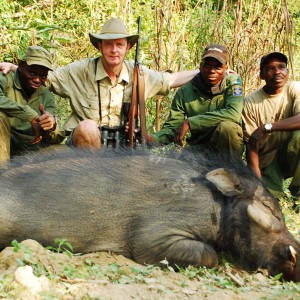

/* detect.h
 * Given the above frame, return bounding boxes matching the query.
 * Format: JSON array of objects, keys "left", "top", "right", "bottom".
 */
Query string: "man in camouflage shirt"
[{"left": 0, "top": 46, "right": 63, "bottom": 161}]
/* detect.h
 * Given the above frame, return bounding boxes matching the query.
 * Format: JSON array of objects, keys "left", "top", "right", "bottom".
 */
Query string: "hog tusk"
[{"left": 289, "top": 246, "right": 297, "bottom": 265}]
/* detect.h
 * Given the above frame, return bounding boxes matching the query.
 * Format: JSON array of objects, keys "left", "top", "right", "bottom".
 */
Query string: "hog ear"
[
  {"left": 247, "top": 200, "right": 282, "bottom": 232},
  {"left": 205, "top": 168, "right": 242, "bottom": 197}
]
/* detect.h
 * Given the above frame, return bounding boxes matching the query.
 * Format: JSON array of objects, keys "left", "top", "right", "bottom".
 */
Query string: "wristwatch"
[{"left": 264, "top": 123, "right": 272, "bottom": 133}]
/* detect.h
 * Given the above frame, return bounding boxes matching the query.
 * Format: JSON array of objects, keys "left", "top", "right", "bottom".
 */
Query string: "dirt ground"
[{"left": 0, "top": 239, "right": 299, "bottom": 300}]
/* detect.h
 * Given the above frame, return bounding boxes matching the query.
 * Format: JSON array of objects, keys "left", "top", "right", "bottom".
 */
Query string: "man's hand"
[
  {"left": 248, "top": 125, "right": 266, "bottom": 151},
  {"left": 0, "top": 62, "right": 18, "bottom": 75},
  {"left": 38, "top": 104, "right": 56, "bottom": 131},
  {"left": 175, "top": 119, "right": 190, "bottom": 146},
  {"left": 145, "top": 133, "right": 154, "bottom": 143},
  {"left": 31, "top": 116, "right": 43, "bottom": 144}
]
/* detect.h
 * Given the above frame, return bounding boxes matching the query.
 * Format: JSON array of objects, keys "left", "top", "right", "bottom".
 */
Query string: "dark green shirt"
[{"left": 153, "top": 73, "right": 244, "bottom": 144}]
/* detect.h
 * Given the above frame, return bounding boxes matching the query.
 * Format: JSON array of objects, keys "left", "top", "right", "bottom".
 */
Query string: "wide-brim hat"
[
  {"left": 21, "top": 46, "right": 53, "bottom": 71},
  {"left": 202, "top": 44, "right": 229, "bottom": 65},
  {"left": 89, "top": 18, "right": 139, "bottom": 50}
]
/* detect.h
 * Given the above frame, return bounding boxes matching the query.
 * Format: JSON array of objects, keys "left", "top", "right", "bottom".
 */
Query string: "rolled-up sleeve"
[{"left": 142, "top": 66, "right": 171, "bottom": 99}]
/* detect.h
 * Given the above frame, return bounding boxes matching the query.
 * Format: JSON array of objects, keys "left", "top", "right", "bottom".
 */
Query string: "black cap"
[
  {"left": 260, "top": 52, "right": 288, "bottom": 71},
  {"left": 202, "top": 44, "right": 229, "bottom": 65}
]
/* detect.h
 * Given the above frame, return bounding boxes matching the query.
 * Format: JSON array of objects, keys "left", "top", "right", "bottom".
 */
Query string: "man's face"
[
  {"left": 200, "top": 57, "right": 227, "bottom": 86},
  {"left": 99, "top": 38, "right": 130, "bottom": 68},
  {"left": 18, "top": 63, "right": 49, "bottom": 94},
  {"left": 260, "top": 58, "right": 288, "bottom": 91}
]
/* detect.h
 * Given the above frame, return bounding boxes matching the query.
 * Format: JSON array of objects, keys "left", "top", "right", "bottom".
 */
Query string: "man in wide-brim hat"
[{"left": 0, "top": 18, "right": 200, "bottom": 150}]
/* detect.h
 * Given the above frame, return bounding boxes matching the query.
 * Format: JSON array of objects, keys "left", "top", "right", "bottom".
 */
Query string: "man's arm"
[
  {"left": 168, "top": 68, "right": 238, "bottom": 89},
  {"left": 248, "top": 114, "right": 300, "bottom": 145},
  {"left": 150, "top": 90, "right": 186, "bottom": 144},
  {"left": 246, "top": 143, "right": 261, "bottom": 179},
  {"left": 269, "top": 114, "right": 300, "bottom": 131},
  {"left": 169, "top": 69, "right": 200, "bottom": 88}
]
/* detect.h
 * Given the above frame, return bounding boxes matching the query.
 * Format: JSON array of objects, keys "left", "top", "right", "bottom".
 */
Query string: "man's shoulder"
[
  {"left": 178, "top": 81, "right": 194, "bottom": 93},
  {"left": 40, "top": 86, "right": 54, "bottom": 97},
  {"left": 57, "top": 57, "right": 96, "bottom": 72},
  {"left": 244, "top": 88, "right": 264, "bottom": 103},
  {"left": 226, "top": 73, "right": 242, "bottom": 83},
  {"left": 0, "top": 71, "right": 14, "bottom": 85},
  {"left": 286, "top": 81, "right": 300, "bottom": 93},
  {"left": 173, "top": 81, "right": 198, "bottom": 101}
]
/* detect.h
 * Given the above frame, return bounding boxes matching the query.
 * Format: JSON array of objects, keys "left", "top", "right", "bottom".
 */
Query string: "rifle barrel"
[{"left": 135, "top": 16, "right": 141, "bottom": 66}]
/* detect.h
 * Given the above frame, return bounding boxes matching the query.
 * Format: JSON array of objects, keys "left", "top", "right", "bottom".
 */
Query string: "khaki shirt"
[
  {"left": 48, "top": 58, "right": 171, "bottom": 131},
  {"left": 242, "top": 81, "right": 300, "bottom": 168}
]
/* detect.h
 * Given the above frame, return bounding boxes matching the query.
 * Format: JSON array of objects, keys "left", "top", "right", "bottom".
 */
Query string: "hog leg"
[
  {"left": 160, "top": 238, "right": 219, "bottom": 268},
  {"left": 131, "top": 223, "right": 218, "bottom": 268}
]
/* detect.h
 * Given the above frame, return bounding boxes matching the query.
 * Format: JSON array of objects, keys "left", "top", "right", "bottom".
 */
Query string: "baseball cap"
[
  {"left": 202, "top": 44, "right": 229, "bottom": 65},
  {"left": 260, "top": 52, "right": 288, "bottom": 71},
  {"left": 22, "top": 46, "right": 53, "bottom": 71}
]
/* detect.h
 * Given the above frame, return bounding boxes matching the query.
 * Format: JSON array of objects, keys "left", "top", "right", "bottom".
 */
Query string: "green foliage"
[
  {"left": 60, "top": 259, "right": 157, "bottom": 283},
  {"left": 11, "top": 240, "right": 49, "bottom": 277},
  {"left": 1, "top": 0, "right": 299, "bottom": 130},
  {"left": 46, "top": 238, "right": 73, "bottom": 258}
]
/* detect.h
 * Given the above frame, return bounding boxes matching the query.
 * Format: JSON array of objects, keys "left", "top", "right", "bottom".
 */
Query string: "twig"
[{"left": 225, "top": 271, "right": 244, "bottom": 287}]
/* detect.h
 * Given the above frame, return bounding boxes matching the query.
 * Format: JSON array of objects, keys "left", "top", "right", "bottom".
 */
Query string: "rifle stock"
[
  {"left": 127, "top": 16, "right": 146, "bottom": 147},
  {"left": 128, "top": 67, "right": 138, "bottom": 146}
]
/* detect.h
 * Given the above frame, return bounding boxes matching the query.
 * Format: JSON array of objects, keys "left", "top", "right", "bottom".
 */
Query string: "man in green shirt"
[
  {"left": 150, "top": 44, "right": 244, "bottom": 157},
  {"left": 0, "top": 46, "right": 63, "bottom": 162}
]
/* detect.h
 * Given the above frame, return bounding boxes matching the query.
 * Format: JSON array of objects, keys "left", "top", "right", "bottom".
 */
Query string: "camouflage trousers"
[
  {"left": 0, "top": 112, "right": 56, "bottom": 162},
  {"left": 0, "top": 112, "right": 10, "bottom": 161},
  {"left": 261, "top": 130, "right": 300, "bottom": 198},
  {"left": 210, "top": 121, "right": 244, "bottom": 157}
]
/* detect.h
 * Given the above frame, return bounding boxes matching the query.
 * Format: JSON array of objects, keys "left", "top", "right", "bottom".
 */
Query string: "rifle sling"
[
  {"left": 94, "top": 57, "right": 102, "bottom": 122},
  {"left": 137, "top": 65, "right": 146, "bottom": 144}
]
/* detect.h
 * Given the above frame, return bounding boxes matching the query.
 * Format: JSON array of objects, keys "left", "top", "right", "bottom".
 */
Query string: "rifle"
[{"left": 127, "top": 16, "right": 146, "bottom": 147}]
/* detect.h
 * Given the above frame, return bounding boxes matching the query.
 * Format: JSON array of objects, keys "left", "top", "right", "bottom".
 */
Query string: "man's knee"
[
  {"left": 212, "top": 121, "right": 243, "bottom": 155},
  {"left": 287, "top": 130, "right": 300, "bottom": 153},
  {"left": 72, "top": 119, "right": 101, "bottom": 149},
  {"left": 216, "top": 121, "right": 243, "bottom": 138}
]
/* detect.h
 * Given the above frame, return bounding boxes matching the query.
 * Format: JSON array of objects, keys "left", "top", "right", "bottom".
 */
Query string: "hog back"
[{"left": 0, "top": 149, "right": 224, "bottom": 259}]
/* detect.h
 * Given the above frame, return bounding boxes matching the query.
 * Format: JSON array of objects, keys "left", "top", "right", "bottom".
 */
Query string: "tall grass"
[{"left": 0, "top": 0, "right": 298, "bottom": 129}]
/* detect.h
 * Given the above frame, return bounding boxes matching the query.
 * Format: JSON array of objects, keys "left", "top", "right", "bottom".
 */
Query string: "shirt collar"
[
  {"left": 13, "top": 69, "right": 22, "bottom": 89},
  {"left": 96, "top": 58, "right": 129, "bottom": 84}
]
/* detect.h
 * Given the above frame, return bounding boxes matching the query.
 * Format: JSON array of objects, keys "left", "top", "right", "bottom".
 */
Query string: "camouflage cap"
[{"left": 22, "top": 46, "right": 53, "bottom": 71}]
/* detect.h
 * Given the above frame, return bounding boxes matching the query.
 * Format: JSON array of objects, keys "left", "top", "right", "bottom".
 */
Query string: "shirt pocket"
[{"left": 75, "top": 94, "right": 100, "bottom": 121}]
